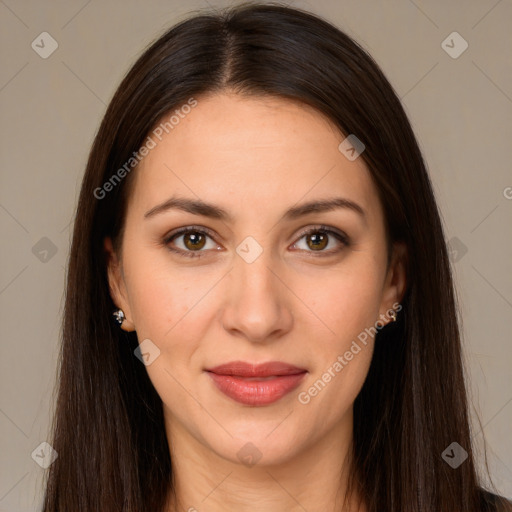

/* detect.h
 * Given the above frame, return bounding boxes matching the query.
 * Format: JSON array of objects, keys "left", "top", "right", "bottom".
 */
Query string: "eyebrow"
[{"left": 144, "top": 195, "right": 366, "bottom": 223}]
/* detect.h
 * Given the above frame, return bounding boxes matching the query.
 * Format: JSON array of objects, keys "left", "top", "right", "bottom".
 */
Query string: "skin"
[{"left": 105, "top": 92, "right": 407, "bottom": 512}]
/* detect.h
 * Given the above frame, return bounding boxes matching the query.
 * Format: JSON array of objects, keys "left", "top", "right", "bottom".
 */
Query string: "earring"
[
  {"left": 113, "top": 309, "right": 125, "bottom": 326},
  {"left": 389, "top": 310, "right": 397, "bottom": 322}
]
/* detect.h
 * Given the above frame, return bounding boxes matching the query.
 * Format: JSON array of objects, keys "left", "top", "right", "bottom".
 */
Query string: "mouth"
[{"left": 205, "top": 361, "right": 308, "bottom": 406}]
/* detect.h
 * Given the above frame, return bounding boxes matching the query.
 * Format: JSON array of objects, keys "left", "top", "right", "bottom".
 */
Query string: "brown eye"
[
  {"left": 182, "top": 231, "right": 207, "bottom": 251},
  {"left": 305, "top": 232, "right": 328, "bottom": 251},
  {"left": 164, "top": 227, "right": 218, "bottom": 258},
  {"left": 292, "top": 225, "right": 349, "bottom": 256}
]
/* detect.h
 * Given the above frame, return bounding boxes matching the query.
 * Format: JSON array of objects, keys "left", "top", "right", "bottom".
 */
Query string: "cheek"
[
  {"left": 123, "top": 261, "right": 209, "bottom": 411},
  {"left": 125, "top": 257, "right": 205, "bottom": 341},
  {"left": 293, "top": 258, "right": 383, "bottom": 415},
  {"left": 298, "top": 260, "right": 384, "bottom": 346}
]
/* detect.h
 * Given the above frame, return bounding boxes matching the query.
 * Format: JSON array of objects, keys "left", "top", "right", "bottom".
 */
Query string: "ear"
[
  {"left": 104, "top": 236, "right": 136, "bottom": 332},
  {"left": 378, "top": 241, "right": 407, "bottom": 324}
]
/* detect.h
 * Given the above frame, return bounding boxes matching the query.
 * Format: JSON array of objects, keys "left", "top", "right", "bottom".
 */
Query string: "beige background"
[{"left": 0, "top": 0, "right": 511, "bottom": 509}]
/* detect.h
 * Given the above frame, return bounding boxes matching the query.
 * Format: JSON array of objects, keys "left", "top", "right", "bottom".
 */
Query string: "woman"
[{"left": 42, "top": 3, "right": 511, "bottom": 511}]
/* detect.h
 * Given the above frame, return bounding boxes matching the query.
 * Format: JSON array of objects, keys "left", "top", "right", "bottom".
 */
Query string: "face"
[{"left": 105, "top": 92, "right": 406, "bottom": 467}]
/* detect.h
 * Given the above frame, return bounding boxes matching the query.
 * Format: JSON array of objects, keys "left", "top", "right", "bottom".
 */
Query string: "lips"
[
  {"left": 205, "top": 361, "right": 307, "bottom": 406},
  {"left": 207, "top": 361, "right": 307, "bottom": 377}
]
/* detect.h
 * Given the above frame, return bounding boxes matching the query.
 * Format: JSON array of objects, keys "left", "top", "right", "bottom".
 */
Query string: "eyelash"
[{"left": 163, "top": 224, "right": 350, "bottom": 259}]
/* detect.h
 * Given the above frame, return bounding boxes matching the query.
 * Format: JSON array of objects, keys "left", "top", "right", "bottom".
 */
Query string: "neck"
[{"left": 163, "top": 407, "right": 365, "bottom": 512}]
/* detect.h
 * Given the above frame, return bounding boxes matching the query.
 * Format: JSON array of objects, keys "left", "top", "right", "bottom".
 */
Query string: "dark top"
[{"left": 480, "top": 489, "right": 512, "bottom": 512}]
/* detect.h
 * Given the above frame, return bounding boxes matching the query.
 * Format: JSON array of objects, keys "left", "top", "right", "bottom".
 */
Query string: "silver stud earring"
[
  {"left": 389, "top": 310, "right": 397, "bottom": 322},
  {"left": 113, "top": 309, "right": 125, "bottom": 325}
]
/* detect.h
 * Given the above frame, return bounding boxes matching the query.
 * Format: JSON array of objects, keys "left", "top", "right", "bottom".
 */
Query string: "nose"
[{"left": 220, "top": 248, "right": 294, "bottom": 344}]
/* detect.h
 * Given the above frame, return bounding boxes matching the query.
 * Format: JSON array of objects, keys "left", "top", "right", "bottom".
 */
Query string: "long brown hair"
[{"left": 42, "top": 3, "right": 503, "bottom": 511}]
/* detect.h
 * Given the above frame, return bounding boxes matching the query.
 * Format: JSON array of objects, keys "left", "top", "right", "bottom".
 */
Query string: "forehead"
[{"left": 127, "top": 92, "right": 382, "bottom": 225}]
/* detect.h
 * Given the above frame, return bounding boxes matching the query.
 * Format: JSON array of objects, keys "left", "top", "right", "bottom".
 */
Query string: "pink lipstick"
[{"left": 205, "top": 361, "right": 307, "bottom": 406}]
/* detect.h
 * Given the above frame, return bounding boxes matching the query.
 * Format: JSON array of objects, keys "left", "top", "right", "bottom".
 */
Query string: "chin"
[{"left": 204, "top": 423, "right": 306, "bottom": 468}]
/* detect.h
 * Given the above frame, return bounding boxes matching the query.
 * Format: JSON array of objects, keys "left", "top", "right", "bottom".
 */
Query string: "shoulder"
[{"left": 479, "top": 488, "right": 512, "bottom": 512}]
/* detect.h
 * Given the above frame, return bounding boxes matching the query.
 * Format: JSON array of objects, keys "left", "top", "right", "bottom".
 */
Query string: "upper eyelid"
[{"left": 165, "top": 225, "right": 217, "bottom": 242}]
